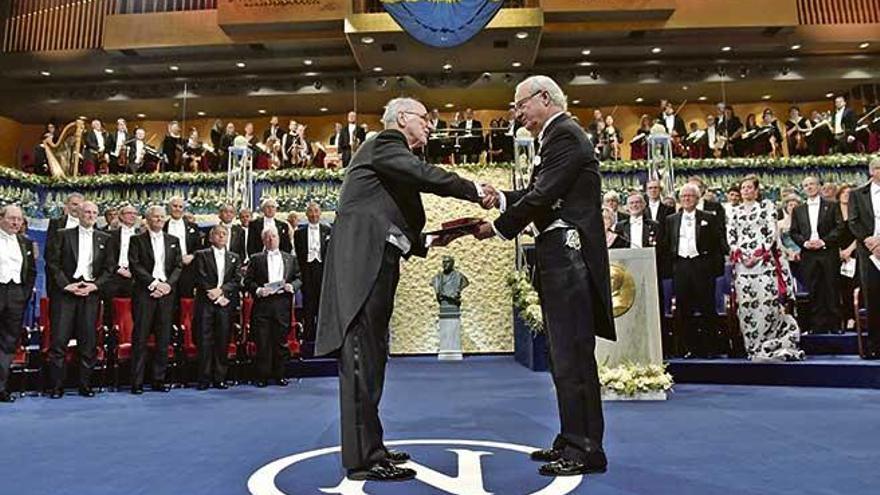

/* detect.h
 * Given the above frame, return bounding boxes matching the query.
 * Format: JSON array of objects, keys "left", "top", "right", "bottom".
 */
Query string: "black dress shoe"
[
  {"left": 530, "top": 448, "right": 562, "bottom": 463},
  {"left": 539, "top": 458, "right": 607, "bottom": 477},
  {"left": 131, "top": 386, "right": 144, "bottom": 395},
  {"left": 49, "top": 388, "right": 64, "bottom": 399},
  {"left": 151, "top": 383, "right": 171, "bottom": 393},
  {"left": 276, "top": 378, "right": 289, "bottom": 387},
  {"left": 347, "top": 461, "right": 416, "bottom": 482},
  {"left": 78, "top": 386, "right": 96, "bottom": 398},
  {"left": 196, "top": 383, "right": 210, "bottom": 391},
  {"left": 213, "top": 382, "right": 229, "bottom": 390},
  {"left": 386, "top": 449, "right": 411, "bottom": 465},
  {"left": 255, "top": 380, "right": 268, "bottom": 388},
  {"left": 0, "top": 391, "right": 15, "bottom": 403}
]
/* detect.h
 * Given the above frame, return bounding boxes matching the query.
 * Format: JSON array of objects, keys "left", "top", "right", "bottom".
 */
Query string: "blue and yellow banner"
[{"left": 381, "top": 0, "right": 505, "bottom": 48}]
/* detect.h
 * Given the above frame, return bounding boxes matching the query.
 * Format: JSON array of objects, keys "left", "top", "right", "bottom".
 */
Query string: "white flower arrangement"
[{"left": 599, "top": 362, "right": 674, "bottom": 397}]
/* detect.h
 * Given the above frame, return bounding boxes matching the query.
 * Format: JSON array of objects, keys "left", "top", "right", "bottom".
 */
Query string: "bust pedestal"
[{"left": 437, "top": 310, "right": 463, "bottom": 361}]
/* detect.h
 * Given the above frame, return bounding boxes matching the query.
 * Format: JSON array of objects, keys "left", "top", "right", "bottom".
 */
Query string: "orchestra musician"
[
  {"left": 832, "top": 95, "right": 859, "bottom": 154},
  {"left": 162, "top": 121, "right": 184, "bottom": 172},
  {"left": 126, "top": 128, "right": 151, "bottom": 173},
  {"left": 82, "top": 119, "right": 109, "bottom": 175},
  {"left": 751, "top": 108, "right": 783, "bottom": 157},
  {"left": 600, "top": 114, "right": 621, "bottom": 161},
  {"left": 108, "top": 118, "right": 130, "bottom": 174},
  {"left": 219, "top": 122, "right": 238, "bottom": 163},
  {"left": 263, "top": 116, "right": 284, "bottom": 143},
  {"left": 684, "top": 122, "right": 706, "bottom": 159},
  {"left": 808, "top": 109, "right": 833, "bottom": 156},
  {"left": 859, "top": 104, "right": 880, "bottom": 153},
  {"left": 282, "top": 120, "right": 299, "bottom": 168},
  {"left": 629, "top": 114, "right": 652, "bottom": 160},
  {"left": 338, "top": 111, "right": 366, "bottom": 167},
  {"left": 717, "top": 105, "right": 743, "bottom": 158},
  {"left": 182, "top": 128, "right": 207, "bottom": 173},
  {"left": 785, "top": 106, "right": 812, "bottom": 157},
  {"left": 660, "top": 102, "right": 687, "bottom": 157}
]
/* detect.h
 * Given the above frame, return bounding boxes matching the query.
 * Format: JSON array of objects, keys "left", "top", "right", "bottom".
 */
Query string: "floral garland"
[
  {"left": 507, "top": 270, "right": 543, "bottom": 334},
  {"left": 599, "top": 362, "right": 674, "bottom": 396}
]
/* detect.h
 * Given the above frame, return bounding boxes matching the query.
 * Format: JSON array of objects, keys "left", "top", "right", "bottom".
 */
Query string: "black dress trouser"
[
  {"left": 673, "top": 256, "right": 719, "bottom": 356},
  {"left": 339, "top": 243, "right": 401, "bottom": 470},
  {"left": 197, "top": 301, "right": 231, "bottom": 384},
  {"left": 300, "top": 260, "right": 324, "bottom": 343},
  {"left": 252, "top": 294, "right": 292, "bottom": 381},
  {"left": 131, "top": 291, "right": 174, "bottom": 387},
  {"left": 0, "top": 284, "right": 27, "bottom": 393},
  {"left": 801, "top": 249, "right": 841, "bottom": 332},
  {"left": 861, "top": 253, "right": 880, "bottom": 354},
  {"left": 535, "top": 229, "right": 605, "bottom": 463},
  {"left": 48, "top": 290, "right": 99, "bottom": 389}
]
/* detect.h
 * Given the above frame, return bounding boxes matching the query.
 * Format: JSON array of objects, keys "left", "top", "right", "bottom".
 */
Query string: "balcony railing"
[{"left": 113, "top": 0, "right": 217, "bottom": 14}]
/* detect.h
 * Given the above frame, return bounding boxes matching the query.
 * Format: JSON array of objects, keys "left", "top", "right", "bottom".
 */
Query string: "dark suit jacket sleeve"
[
  {"left": 129, "top": 236, "right": 153, "bottom": 288},
  {"left": 46, "top": 231, "right": 70, "bottom": 290},
  {"left": 24, "top": 239, "right": 37, "bottom": 294},
  {"left": 494, "top": 129, "right": 589, "bottom": 239},
  {"left": 715, "top": 213, "right": 730, "bottom": 255},
  {"left": 847, "top": 189, "right": 872, "bottom": 242},
  {"left": 373, "top": 134, "right": 480, "bottom": 202},
  {"left": 94, "top": 232, "right": 112, "bottom": 289},
  {"left": 194, "top": 251, "right": 212, "bottom": 293},
  {"left": 789, "top": 206, "right": 808, "bottom": 248},
  {"left": 287, "top": 254, "right": 303, "bottom": 292},
  {"left": 222, "top": 256, "right": 241, "bottom": 297},
  {"left": 166, "top": 242, "right": 183, "bottom": 286},
  {"left": 823, "top": 205, "right": 844, "bottom": 248},
  {"left": 243, "top": 257, "right": 260, "bottom": 295}
]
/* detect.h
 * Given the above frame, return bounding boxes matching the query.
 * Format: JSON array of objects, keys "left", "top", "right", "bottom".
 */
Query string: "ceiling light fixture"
[
  {"left": 104, "top": 68, "right": 115, "bottom": 74},
  {"left": 790, "top": 44, "right": 801, "bottom": 50},
  {"left": 236, "top": 62, "right": 246, "bottom": 68},
  {"left": 635, "top": 97, "right": 644, "bottom": 103},
  {"left": 40, "top": 71, "right": 51, "bottom": 77},
  {"left": 320, "top": 107, "right": 328, "bottom": 112},
  {"left": 511, "top": 61, "right": 522, "bottom": 68},
  {"left": 444, "top": 103, "right": 454, "bottom": 108},
  {"left": 372, "top": 66, "right": 383, "bottom": 72},
  {"left": 762, "top": 94, "right": 772, "bottom": 100},
  {"left": 197, "top": 111, "right": 206, "bottom": 116},
  {"left": 303, "top": 59, "right": 313, "bottom": 66},
  {"left": 721, "top": 46, "right": 732, "bottom": 52},
  {"left": 169, "top": 65, "right": 179, "bottom": 71},
  {"left": 698, "top": 96, "right": 708, "bottom": 101},
  {"left": 651, "top": 47, "right": 662, "bottom": 54},
  {"left": 581, "top": 49, "right": 591, "bottom": 56},
  {"left": 571, "top": 99, "right": 580, "bottom": 105},
  {"left": 361, "top": 36, "right": 375, "bottom": 44},
  {"left": 825, "top": 92, "right": 834, "bottom": 98},
  {"left": 136, "top": 113, "right": 146, "bottom": 118},
  {"left": 258, "top": 109, "right": 267, "bottom": 114},
  {"left": 578, "top": 61, "right": 593, "bottom": 67},
  {"left": 442, "top": 62, "right": 453, "bottom": 71},
  {"left": 859, "top": 42, "right": 870, "bottom": 49},
  {"left": 515, "top": 31, "right": 528, "bottom": 39}
]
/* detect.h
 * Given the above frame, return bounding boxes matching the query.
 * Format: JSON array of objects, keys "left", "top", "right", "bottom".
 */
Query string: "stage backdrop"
[{"left": 390, "top": 166, "right": 515, "bottom": 354}]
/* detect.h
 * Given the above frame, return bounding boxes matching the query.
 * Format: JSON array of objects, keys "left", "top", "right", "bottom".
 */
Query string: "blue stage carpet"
[{"left": 1, "top": 356, "right": 878, "bottom": 495}]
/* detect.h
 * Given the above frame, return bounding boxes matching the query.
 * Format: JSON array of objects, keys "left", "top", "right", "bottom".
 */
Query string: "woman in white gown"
[{"left": 727, "top": 175, "right": 805, "bottom": 362}]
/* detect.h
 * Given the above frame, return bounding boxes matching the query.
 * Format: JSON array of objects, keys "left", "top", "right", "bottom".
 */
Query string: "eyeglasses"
[
  {"left": 401, "top": 111, "right": 430, "bottom": 123},
  {"left": 514, "top": 90, "right": 545, "bottom": 111}
]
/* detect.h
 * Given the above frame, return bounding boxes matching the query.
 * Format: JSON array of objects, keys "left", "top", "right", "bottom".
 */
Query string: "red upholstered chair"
[
  {"left": 109, "top": 297, "right": 135, "bottom": 390},
  {"left": 173, "top": 297, "right": 198, "bottom": 385},
  {"left": 38, "top": 297, "right": 109, "bottom": 391},
  {"left": 240, "top": 296, "right": 257, "bottom": 362},
  {"left": 288, "top": 303, "right": 302, "bottom": 357}
]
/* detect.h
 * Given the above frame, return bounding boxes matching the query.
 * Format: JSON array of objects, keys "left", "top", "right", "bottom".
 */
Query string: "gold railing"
[
  {"left": 113, "top": 0, "right": 217, "bottom": 14},
  {"left": 354, "top": 0, "right": 535, "bottom": 14},
  {"left": 797, "top": 0, "right": 880, "bottom": 24}
]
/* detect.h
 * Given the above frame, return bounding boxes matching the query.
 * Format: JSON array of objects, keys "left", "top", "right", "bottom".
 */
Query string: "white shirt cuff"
[
  {"left": 497, "top": 191, "right": 507, "bottom": 213},
  {"left": 473, "top": 181, "right": 484, "bottom": 198},
  {"left": 491, "top": 222, "right": 509, "bottom": 241}
]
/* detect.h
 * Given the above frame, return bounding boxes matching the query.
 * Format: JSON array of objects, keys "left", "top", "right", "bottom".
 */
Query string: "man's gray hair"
[
  {"left": 516, "top": 75, "right": 568, "bottom": 112},
  {"left": 869, "top": 157, "right": 880, "bottom": 171},
  {"left": 65, "top": 192, "right": 84, "bottom": 204},
  {"left": 0, "top": 204, "right": 22, "bottom": 217},
  {"left": 260, "top": 197, "right": 277, "bottom": 209},
  {"left": 679, "top": 183, "right": 701, "bottom": 197},
  {"left": 382, "top": 97, "right": 422, "bottom": 128},
  {"left": 146, "top": 205, "right": 166, "bottom": 217}
]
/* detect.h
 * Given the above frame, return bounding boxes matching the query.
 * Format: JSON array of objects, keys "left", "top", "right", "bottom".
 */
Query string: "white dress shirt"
[
  {"left": 94, "top": 130, "right": 105, "bottom": 151},
  {"left": 307, "top": 223, "right": 322, "bottom": 262},
  {"left": 629, "top": 216, "right": 644, "bottom": 248},
  {"left": 834, "top": 108, "right": 844, "bottom": 135},
  {"left": 150, "top": 231, "right": 167, "bottom": 282},
  {"left": 806, "top": 196, "right": 821, "bottom": 241},
  {"left": 262, "top": 216, "right": 277, "bottom": 235},
  {"left": 167, "top": 218, "right": 188, "bottom": 256},
  {"left": 72, "top": 226, "right": 95, "bottom": 281},
  {"left": 64, "top": 215, "right": 80, "bottom": 230},
  {"left": 221, "top": 222, "right": 234, "bottom": 249},
  {"left": 678, "top": 211, "right": 699, "bottom": 258},
  {"left": 113, "top": 131, "right": 126, "bottom": 156},
  {"left": 267, "top": 249, "right": 284, "bottom": 284},
  {"left": 465, "top": 120, "right": 473, "bottom": 133},
  {"left": 134, "top": 140, "right": 145, "bottom": 164},
  {"left": 664, "top": 114, "right": 675, "bottom": 133},
  {"left": 348, "top": 123, "right": 357, "bottom": 144},
  {"left": 0, "top": 230, "right": 22, "bottom": 284},
  {"left": 648, "top": 200, "right": 661, "bottom": 222},
  {"left": 872, "top": 182, "right": 880, "bottom": 236},
  {"left": 212, "top": 246, "right": 226, "bottom": 289},
  {"left": 117, "top": 225, "right": 136, "bottom": 268},
  {"left": 707, "top": 126, "right": 717, "bottom": 148}
]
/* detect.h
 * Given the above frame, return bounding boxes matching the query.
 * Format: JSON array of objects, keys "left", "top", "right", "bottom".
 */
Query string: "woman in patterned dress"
[{"left": 727, "top": 175, "right": 805, "bottom": 362}]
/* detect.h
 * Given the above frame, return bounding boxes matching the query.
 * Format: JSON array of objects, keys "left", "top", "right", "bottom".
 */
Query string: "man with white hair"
[
  {"left": 247, "top": 197, "right": 291, "bottom": 255},
  {"left": 128, "top": 205, "right": 182, "bottom": 394},
  {"left": 316, "top": 96, "right": 497, "bottom": 482},
  {"left": 0, "top": 205, "right": 36, "bottom": 403},
  {"left": 164, "top": 196, "right": 201, "bottom": 298},
  {"left": 663, "top": 183, "right": 728, "bottom": 358},
  {"left": 602, "top": 190, "right": 629, "bottom": 225},
  {"left": 848, "top": 158, "right": 880, "bottom": 358},
  {"left": 475, "top": 75, "right": 615, "bottom": 477}
]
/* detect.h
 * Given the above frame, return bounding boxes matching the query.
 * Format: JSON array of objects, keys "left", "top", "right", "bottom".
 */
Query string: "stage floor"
[{"left": 1, "top": 356, "right": 878, "bottom": 495}]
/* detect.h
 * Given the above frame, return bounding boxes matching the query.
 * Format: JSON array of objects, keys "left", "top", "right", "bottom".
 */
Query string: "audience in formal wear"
[
  {"left": 847, "top": 158, "right": 880, "bottom": 359},
  {"left": 0, "top": 206, "right": 36, "bottom": 403},
  {"left": 603, "top": 206, "right": 628, "bottom": 249},
  {"left": 103, "top": 204, "right": 140, "bottom": 325},
  {"left": 244, "top": 229, "right": 301, "bottom": 387},
  {"left": 193, "top": 225, "right": 241, "bottom": 390},
  {"left": 248, "top": 198, "right": 292, "bottom": 256},
  {"left": 789, "top": 176, "right": 844, "bottom": 333},
  {"left": 294, "top": 203, "right": 331, "bottom": 345},
  {"left": 45, "top": 201, "right": 111, "bottom": 398},
  {"left": 727, "top": 176, "right": 804, "bottom": 362},
  {"left": 164, "top": 197, "right": 202, "bottom": 299},
  {"left": 128, "top": 205, "right": 182, "bottom": 394},
  {"left": 665, "top": 184, "right": 729, "bottom": 358},
  {"left": 645, "top": 180, "right": 675, "bottom": 223}
]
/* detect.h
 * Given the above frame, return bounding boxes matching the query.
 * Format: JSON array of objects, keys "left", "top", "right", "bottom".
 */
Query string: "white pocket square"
[{"left": 700, "top": 220, "right": 709, "bottom": 226}]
